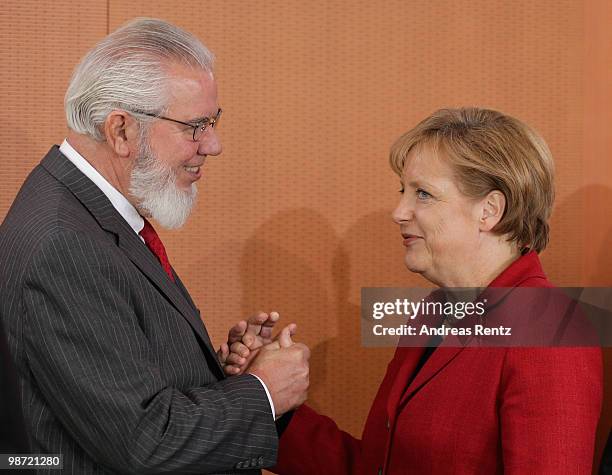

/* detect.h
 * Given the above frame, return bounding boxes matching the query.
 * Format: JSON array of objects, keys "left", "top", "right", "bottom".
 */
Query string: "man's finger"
[
  {"left": 223, "top": 364, "right": 242, "bottom": 376},
  {"left": 243, "top": 332, "right": 256, "bottom": 349},
  {"left": 229, "top": 341, "right": 250, "bottom": 358},
  {"left": 245, "top": 311, "right": 269, "bottom": 336},
  {"left": 226, "top": 352, "right": 246, "bottom": 366},
  {"left": 227, "top": 320, "right": 247, "bottom": 343},
  {"left": 247, "top": 311, "right": 270, "bottom": 325},
  {"left": 259, "top": 311, "right": 280, "bottom": 340},
  {"left": 218, "top": 342, "right": 229, "bottom": 364}
]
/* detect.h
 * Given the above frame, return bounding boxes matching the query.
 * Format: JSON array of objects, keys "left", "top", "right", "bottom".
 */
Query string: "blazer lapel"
[
  {"left": 388, "top": 306, "right": 466, "bottom": 416},
  {"left": 392, "top": 253, "right": 552, "bottom": 414},
  {"left": 397, "top": 344, "right": 464, "bottom": 408},
  {"left": 41, "top": 146, "right": 224, "bottom": 377},
  {"left": 386, "top": 347, "right": 426, "bottom": 421}
]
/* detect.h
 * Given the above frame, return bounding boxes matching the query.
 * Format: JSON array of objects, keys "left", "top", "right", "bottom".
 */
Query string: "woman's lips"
[{"left": 402, "top": 234, "right": 422, "bottom": 246}]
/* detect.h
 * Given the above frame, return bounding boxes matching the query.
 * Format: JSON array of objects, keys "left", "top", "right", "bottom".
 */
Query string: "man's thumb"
[{"left": 278, "top": 323, "right": 297, "bottom": 348}]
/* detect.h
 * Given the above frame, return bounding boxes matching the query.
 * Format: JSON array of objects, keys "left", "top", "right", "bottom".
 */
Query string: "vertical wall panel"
[
  {"left": 0, "top": 0, "right": 107, "bottom": 217},
  {"left": 583, "top": 0, "right": 612, "bottom": 468}
]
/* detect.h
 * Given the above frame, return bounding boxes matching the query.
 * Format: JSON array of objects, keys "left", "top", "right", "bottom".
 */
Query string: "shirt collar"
[{"left": 59, "top": 139, "right": 144, "bottom": 235}]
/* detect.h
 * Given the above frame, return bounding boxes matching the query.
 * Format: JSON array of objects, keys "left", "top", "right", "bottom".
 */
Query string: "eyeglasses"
[{"left": 132, "top": 108, "right": 222, "bottom": 142}]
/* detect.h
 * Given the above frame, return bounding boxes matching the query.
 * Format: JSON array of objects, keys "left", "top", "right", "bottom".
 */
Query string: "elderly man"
[{"left": 0, "top": 18, "right": 309, "bottom": 474}]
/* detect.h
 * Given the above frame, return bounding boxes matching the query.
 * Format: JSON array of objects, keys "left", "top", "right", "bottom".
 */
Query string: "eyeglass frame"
[{"left": 131, "top": 107, "right": 222, "bottom": 142}]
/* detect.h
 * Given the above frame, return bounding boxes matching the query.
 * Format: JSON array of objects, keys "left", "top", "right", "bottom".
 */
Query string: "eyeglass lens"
[{"left": 193, "top": 109, "right": 222, "bottom": 141}]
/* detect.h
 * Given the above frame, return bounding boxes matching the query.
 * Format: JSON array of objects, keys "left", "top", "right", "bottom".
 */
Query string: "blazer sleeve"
[
  {"left": 500, "top": 347, "right": 603, "bottom": 474},
  {"left": 22, "top": 230, "right": 278, "bottom": 474},
  {"left": 272, "top": 404, "right": 362, "bottom": 474}
]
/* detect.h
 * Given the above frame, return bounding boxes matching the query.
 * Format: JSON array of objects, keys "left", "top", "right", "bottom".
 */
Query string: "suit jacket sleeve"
[
  {"left": 500, "top": 347, "right": 603, "bottom": 474},
  {"left": 0, "top": 320, "right": 31, "bottom": 455},
  {"left": 22, "top": 230, "right": 278, "bottom": 473}
]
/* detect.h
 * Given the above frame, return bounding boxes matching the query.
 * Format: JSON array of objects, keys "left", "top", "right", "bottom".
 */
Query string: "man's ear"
[
  {"left": 103, "top": 111, "right": 136, "bottom": 157},
  {"left": 478, "top": 190, "right": 506, "bottom": 232}
]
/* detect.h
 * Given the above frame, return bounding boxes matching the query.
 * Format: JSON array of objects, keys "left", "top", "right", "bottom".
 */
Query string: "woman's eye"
[
  {"left": 399, "top": 187, "right": 405, "bottom": 194},
  {"left": 416, "top": 189, "right": 432, "bottom": 200}
]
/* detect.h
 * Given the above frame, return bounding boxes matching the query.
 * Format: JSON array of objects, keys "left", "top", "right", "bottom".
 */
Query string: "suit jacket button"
[
  {"left": 378, "top": 468, "right": 383, "bottom": 475},
  {"left": 236, "top": 461, "right": 243, "bottom": 469}
]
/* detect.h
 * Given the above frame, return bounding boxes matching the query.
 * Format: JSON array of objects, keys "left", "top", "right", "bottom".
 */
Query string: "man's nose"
[{"left": 197, "top": 128, "right": 222, "bottom": 156}]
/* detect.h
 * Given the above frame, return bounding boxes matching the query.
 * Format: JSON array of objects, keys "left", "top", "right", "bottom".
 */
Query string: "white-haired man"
[{"left": 0, "top": 18, "right": 309, "bottom": 474}]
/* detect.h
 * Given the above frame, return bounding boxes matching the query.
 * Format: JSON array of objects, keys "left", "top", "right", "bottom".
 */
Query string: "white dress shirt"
[{"left": 59, "top": 139, "right": 276, "bottom": 420}]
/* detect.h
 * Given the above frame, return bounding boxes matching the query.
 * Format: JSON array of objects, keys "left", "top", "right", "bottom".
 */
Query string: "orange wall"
[{"left": 1, "top": 0, "right": 610, "bottom": 470}]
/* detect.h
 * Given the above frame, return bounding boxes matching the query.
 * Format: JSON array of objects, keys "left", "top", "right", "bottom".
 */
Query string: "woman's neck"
[{"left": 434, "top": 238, "right": 522, "bottom": 288}]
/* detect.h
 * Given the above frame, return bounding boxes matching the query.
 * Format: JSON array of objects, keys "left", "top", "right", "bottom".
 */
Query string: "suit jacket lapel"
[
  {"left": 171, "top": 274, "right": 226, "bottom": 377},
  {"left": 174, "top": 272, "right": 198, "bottom": 311},
  {"left": 118, "top": 229, "right": 225, "bottom": 378},
  {"left": 41, "top": 146, "right": 224, "bottom": 378}
]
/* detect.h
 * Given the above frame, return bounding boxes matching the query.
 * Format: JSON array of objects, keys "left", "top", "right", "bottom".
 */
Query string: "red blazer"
[{"left": 273, "top": 252, "right": 603, "bottom": 474}]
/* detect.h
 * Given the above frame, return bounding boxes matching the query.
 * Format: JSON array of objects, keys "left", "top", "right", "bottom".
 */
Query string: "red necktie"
[{"left": 139, "top": 219, "right": 175, "bottom": 282}]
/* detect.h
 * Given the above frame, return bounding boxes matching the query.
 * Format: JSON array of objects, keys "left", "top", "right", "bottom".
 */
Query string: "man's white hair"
[
  {"left": 129, "top": 128, "right": 197, "bottom": 229},
  {"left": 65, "top": 18, "right": 214, "bottom": 141}
]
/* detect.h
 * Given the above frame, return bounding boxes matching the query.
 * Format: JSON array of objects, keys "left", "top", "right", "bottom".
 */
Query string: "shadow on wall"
[
  {"left": 240, "top": 208, "right": 336, "bottom": 413},
  {"left": 240, "top": 208, "right": 424, "bottom": 436},
  {"left": 543, "top": 183, "right": 612, "bottom": 471},
  {"left": 543, "top": 184, "right": 612, "bottom": 286},
  {"left": 585, "top": 185, "right": 612, "bottom": 285}
]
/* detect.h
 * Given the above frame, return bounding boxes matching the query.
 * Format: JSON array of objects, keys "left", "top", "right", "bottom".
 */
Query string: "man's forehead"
[
  {"left": 165, "top": 67, "right": 218, "bottom": 117},
  {"left": 166, "top": 67, "right": 216, "bottom": 94},
  {"left": 164, "top": 58, "right": 214, "bottom": 78}
]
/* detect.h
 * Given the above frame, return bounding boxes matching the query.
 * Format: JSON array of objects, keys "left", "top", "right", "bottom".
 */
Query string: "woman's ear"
[{"left": 479, "top": 190, "right": 506, "bottom": 231}]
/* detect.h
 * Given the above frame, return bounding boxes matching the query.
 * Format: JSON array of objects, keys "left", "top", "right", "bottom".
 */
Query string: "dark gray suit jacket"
[
  {"left": 0, "top": 146, "right": 278, "bottom": 474},
  {"left": 0, "top": 319, "right": 32, "bottom": 456}
]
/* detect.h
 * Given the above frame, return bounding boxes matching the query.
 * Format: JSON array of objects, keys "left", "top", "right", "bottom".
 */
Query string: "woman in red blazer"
[{"left": 226, "top": 108, "right": 603, "bottom": 474}]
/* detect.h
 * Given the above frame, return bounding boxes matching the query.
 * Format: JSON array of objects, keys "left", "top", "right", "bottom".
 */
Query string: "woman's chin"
[{"left": 403, "top": 256, "right": 426, "bottom": 275}]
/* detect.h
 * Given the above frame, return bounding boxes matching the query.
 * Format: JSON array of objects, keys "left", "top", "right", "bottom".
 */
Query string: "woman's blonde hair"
[{"left": 390, "top": 108, "right": 555, "bottom": 253}]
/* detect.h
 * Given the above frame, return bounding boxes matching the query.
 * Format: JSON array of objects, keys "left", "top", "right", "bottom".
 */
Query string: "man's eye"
[
  {"left": 416, "top": 189, "right": 432, "bottom": 200},
  {"left": 189, "top": 120, "right": 207, "bottom": 129}
]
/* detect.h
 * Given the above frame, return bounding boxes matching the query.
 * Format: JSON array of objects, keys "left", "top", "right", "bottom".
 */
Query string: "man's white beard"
[{"left": 129, "top": 135, "right": 197, "bottom": 229}]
